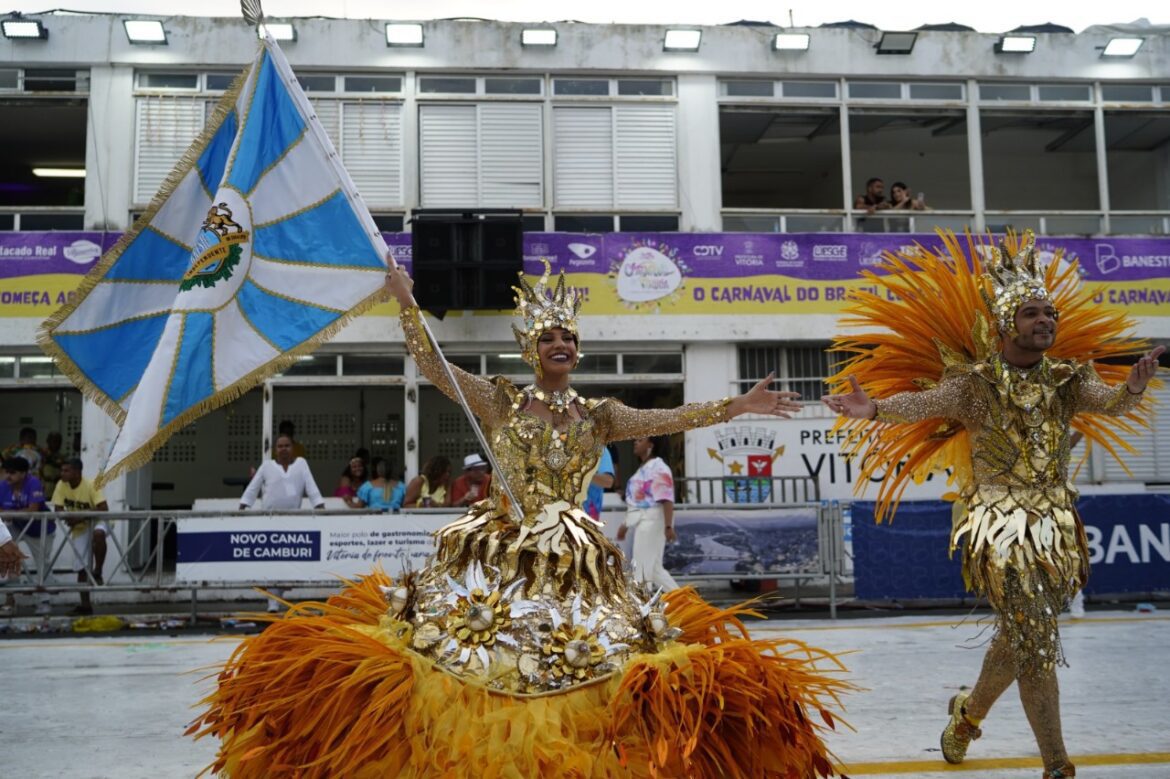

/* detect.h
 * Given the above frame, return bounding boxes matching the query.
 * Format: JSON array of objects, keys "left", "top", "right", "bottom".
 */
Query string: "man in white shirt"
[
  {"left": 0, "top": 521, "right": 26, "bottom": 579},
  {"left": 239, "top": 434, "right": 325, "bottom": 611}
]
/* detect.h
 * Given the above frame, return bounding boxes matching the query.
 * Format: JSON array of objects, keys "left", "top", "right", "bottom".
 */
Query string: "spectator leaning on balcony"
[
  {"left": 888, "top": 181, "right": 926, "bottom": 211},
  {"left": 854, "top": 177, "right": 891, "bottom": 215},
  {"left": 271, "top": 420, "right": 308, "bottom": 461},
  {"left": 51, "top": 458, "right": 109, "bottom": 616},
  {"left": 0, "top": 456, "right": 52, "bottom": 616},
  {"left": 335, "top": 455, "right": 368, "bottom": 508},
  {"left": 403, "top": 455, "right": 452, "bottom": 508},
  {"left": 240, "top": 434, "right": 325, "bottom": 612}
]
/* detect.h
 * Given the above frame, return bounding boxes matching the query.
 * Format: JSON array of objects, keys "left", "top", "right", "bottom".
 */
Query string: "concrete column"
[
  {"left": 84, "top": 65, "right": 135, "bottom": 231},
  {"left": 676, "top": 74, "right": 722, "bottom": 231},
  {"left": 403, "top": 359, "right": 420, "bottom": 478}
]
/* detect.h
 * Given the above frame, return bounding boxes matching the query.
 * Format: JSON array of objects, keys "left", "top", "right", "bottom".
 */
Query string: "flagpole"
[{"left": 384, "top": 258, "right": 525, "bottom": 522}]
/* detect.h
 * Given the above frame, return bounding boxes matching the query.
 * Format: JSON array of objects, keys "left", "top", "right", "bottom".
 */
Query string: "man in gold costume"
[{"left": 823, "top": 233, "right": 1162, "bottom": 779}]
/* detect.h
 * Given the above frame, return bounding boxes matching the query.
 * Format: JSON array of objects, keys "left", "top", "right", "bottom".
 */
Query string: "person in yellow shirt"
[{"left": 51, "top": 458, "right": 109, "bottom": 616}]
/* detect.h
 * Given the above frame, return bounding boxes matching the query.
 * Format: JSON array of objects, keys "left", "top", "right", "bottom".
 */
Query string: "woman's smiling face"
[{"left": 536, "top": 327, "right": 578, "bottom": 378}]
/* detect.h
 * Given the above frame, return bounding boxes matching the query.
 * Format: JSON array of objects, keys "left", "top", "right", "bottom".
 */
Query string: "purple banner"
[{"left": 3, "top": 231, "right": 1167, "bottom": 282}]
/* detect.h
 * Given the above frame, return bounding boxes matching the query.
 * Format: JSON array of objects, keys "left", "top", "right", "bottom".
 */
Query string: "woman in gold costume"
[
  {"left": 822, "top": 231, "right": 1162, "bottom": 779},
  {"left": 190, "top": 262, "right": 851, "bottom": 778}
]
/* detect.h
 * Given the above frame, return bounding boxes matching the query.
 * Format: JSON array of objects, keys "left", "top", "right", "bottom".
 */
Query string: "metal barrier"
[
  {"left": 2, "top": 504, "right": 850, "bottom": 618},
  {"left": 678, "top": 475, "right": 819, "bottom": 505}
]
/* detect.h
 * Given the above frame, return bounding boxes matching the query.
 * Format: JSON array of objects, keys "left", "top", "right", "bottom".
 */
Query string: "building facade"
[{"left": 1, "top": 14, "right": 1167, "bottom": 508}]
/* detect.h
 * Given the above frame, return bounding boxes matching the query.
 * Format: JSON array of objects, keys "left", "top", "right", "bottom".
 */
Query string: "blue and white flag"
[{"left": 40, "top": 35, "right": 389, "bottom": 484}]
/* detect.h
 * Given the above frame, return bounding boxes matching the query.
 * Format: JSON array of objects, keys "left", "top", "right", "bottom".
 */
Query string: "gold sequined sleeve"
[
  {"left": 1073, "top": 362, "right": 1144, "bottom": 416},
  {"left": 595, "top": 397, "right": 731, "bottom": 443},
  {"left": 873, "top": 374, "right": 978, "bottom": 426},
  {"left": 399, "top": 305, "right": 500, "bottom": 423}
]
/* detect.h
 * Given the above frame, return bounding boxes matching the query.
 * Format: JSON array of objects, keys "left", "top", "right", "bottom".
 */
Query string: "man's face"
[
  {"left": 868, "top": 180, "right": 885, "bottom": 199},
  {"left": 6, "top": 469, "right": 24, "bottom": 488},
  {"left": 466, "top": 466, "right": 488, "bottom": 484},
  {"left": 275, "top": 437, "right": 293, "bottom": 464},
  {"left": 1012, "top": 299, "right": 1058, "bottom": 353},
  {"left": 61, "top": 463, "right": 81, "bottom": 486}
]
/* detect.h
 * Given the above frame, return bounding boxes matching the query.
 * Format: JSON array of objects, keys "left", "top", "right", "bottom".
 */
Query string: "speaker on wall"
[{"left": 410, "top": 209, "right": 524, "bottom": 315}]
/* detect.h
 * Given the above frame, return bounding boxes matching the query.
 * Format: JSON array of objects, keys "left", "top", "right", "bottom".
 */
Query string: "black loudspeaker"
[{"left": 411, "top": 209, "right": 524, "bottom": 315}]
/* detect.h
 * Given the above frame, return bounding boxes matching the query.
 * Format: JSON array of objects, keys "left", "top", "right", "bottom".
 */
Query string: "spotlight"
[
  {"left": 1101, "top": 37, "right": 1143, "bottom": 58},
  {"left": 664, "top": 29, "right": 701, "bottom": 51},
  {"left": 124, "top": 19, "right": 167, "bottom": 45},
  {"left": 259, "top": 23, "right": 296, "bottom": 42},
  {"left": 773, "top": 33, "right": 810, "bottom": 51},
  {"left": 875, "top": 31, "right": 917, "bottom": 55},
  {"left": 2, "top": 18, "right": 47, "bottom": 40},
  {"left": 997, "top": 35, "right": 1036, "bottom": 53},
  {"left": 386, "top": 23, "right": 424, "bottom": 47},
  {"left": 521, "top": 29, "right": 557, "bottom": 47},
  {"left": 33, "top": 168, "right": 86, "bottom": 178}
]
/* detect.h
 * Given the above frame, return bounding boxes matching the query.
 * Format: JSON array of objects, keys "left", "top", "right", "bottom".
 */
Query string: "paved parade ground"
[{"left": 2, "top": 610, "right": 1167, "bottom": 778}]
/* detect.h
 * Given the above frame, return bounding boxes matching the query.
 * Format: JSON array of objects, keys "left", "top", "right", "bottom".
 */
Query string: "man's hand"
[
  {"left": 616, "top": 525, "right": 628, "bottom": 542},
  {"left": 0, "top": 540, "right": 26, "bottom": 579},
  {"left": 1126, "top": 345, "right": 1164, "bottom": 394},
  {"left": 822, "top": 375, "right": 878, "bottom": 419}
]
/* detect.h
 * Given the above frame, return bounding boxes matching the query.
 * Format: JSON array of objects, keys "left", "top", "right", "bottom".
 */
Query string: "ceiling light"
[
  {"left": 997, "top": 35, "right": 1036, "bottom": 53},
  {"left": 259, "top": 23, "right": 296, "bottom": 42},
  {"left": 33, "top": 168, "right": 86, "bottom": 178},
  {"left": 2, "top": 18, "right": 47, "bottom": 40},
  {"left": 386, "top": 23, "right": 424, "bottom": 47},
  {"left": 773, "top": 33, "right": 810, "bottom": 51},
  {"left": 664, "top": 29, "right": 702, "bottom": 51},
  {"left": 124, "top": 19, "right": 167, "bottom": 44},
  {"left": 1101, "top": 37, "right": 1144, "bottom": 58},
  {"left": 875, "top": 31, "right": 917, "bottom": 55},
  {"left": 522, "top": 29, "right": 557, "bottom": 47}
]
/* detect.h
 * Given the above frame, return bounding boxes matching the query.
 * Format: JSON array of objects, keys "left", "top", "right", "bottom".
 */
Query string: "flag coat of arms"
[{"left": 39, "top": 35, "right": 389, "bottom": 485}]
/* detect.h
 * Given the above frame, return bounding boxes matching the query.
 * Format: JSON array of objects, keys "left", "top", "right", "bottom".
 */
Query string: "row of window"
[
  {"left": 720, "top": 79, "right": 1170, "bottom": 103},
  {"left": 135, "top": 71, "right": 675, "bottom": 98}
]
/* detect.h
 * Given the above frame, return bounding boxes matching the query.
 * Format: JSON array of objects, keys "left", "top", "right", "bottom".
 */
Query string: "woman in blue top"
[{"left": 354, "top": 459, "right": 405, "bottom": 511}]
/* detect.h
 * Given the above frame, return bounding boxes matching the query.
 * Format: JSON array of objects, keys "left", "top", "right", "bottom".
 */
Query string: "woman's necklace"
[{"left": 526, "top": 384, "right": 579, "bottom": 414}]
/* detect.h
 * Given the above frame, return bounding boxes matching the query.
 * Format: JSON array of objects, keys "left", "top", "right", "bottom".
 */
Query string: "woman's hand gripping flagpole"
[{"left": 384, "top": 256, "right": 524, "bottom": 522}]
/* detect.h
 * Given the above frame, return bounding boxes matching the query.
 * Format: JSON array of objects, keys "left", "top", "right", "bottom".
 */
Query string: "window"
[
  {"left": 781, "top": 81, "right": 837, "bottom": 99},
  {"left": 554, "top": 214, "right": 614, "bottom": 232},
  {"left": 418, "top": 76, "right": 477, "bottom": 94},
  {"left": 0, "top": 214, "right": 13, "bottom": 231},
  {"left": 1102, "top": 84, "right": 1154, "bottom": 102},
  {"left": 419, "top": 103, "right": 544, "bottom": 208},
  {"left": 521, "top": 215, "right": 547, "bottom": 231},
  {"left": 18, "top": 213, "right": 84, "bottom": 230},
  {"left": 17, "top": 356, "right": 59, "bottom": 379},
  {"left": 344, "top": 75, "right": 402, "bottom": 93},
  {"left": 617, "top": 79, "right": 673, "bottom": 96},
  {"left": 134, "top": 95, "right": 206, "bottom": 203},
  {"left": 724, "top": 80, "right": 774, "bottom": 97},
  {"left": 137, "top": 72, "right": 199, "bottom": 90},
  {"left": 554, "top": 79, "right": 609, "bottom": 96},
  {"left": 980, "top": 83, "right": 1030, "bottom": 101},
  {"left": 737, "top": 344, "right": 832, "bottom": 400},
  {"left": 1038, "top": 84, "right": 1091, "bottom": 102},
  {"left": 205, "top": 73, "right": 236, "bottom": 91},
  {"left": 619, "top": 215, "right": 679, "bottom": 231},
  {"left": 0, "top": 357, "right": 14, "bottom": 379},
  {"left": 342, "top": 355, "right": 405, "bottom": 375},
  {"left": 0, "top": 69, "right": 19, "bottom": 90},
  {"left": 484, "top": 77, "right": 542, "bottom": 95},
  {"left": 373, "top": 214, "right": 405, "bottom": 232},
  {"left": 909, "top": 83, "right": 963, "bottom": 100},
  {"left": 623, "top": 354, "right": 683, "bottom": 374},
  {"left": 848, "top": 82, "right": 901, "bottom": 99},
  {"left": 553, "top": 105, "right": 678, "bottom": 210},
  {"left": 24, "top": 68, "right": 86, "bottom": 92},
  {"left": 297, "top": 74, "right": 337, "bottom": 92}
]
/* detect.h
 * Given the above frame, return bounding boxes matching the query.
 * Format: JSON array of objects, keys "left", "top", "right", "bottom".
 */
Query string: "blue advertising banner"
[{"left": 854, "top": 495, "right": 1170, "bottom": 600}]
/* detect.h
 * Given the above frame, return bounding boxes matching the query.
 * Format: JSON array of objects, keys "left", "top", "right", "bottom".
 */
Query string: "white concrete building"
[{"left": 0, "top": 12, "right": 1167, "bottom": 510}]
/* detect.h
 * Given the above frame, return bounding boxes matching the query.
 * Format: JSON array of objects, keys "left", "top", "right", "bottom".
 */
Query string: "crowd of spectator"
[{"left": 0, "top": 427, "right": 107, "bottom": 616}]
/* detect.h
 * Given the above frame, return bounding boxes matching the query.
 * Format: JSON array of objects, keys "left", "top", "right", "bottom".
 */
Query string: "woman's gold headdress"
[
  {"left": 512, "top": 260, "right": 581, "bottom": 372},
  {"left": 980, "top": 229, "right": 1057, "bottom": 336}
]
